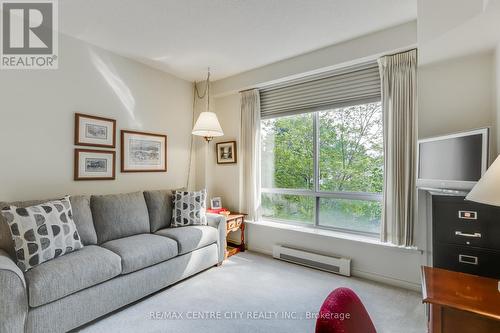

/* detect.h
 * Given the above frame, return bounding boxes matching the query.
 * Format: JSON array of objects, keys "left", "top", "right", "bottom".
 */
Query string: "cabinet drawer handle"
[
  {"left": 459, "top": 254, "right": 478, "bottom": 265},
  {"left": 455, "top": 231, "right": 481, "bottom": 238},
  {"left": 458, "top": 211, "right": 477, "bottom": 220}
]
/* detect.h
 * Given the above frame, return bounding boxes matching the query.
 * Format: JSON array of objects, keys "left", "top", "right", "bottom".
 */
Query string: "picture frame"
[
  {"left": 216, "top": 141, "right": 237, "bottom": 164},
  {"left": 121, "top": 130, "right": 167, "bottom": 172},
  {"left": 75, "top": 113, "right": 116, "bottom": 148},
  {"left": 211, "top": 197, "right": 222, "bottom": 209},
  {"left": 74, "top": 149, "right": 116, "bottom": 180}
]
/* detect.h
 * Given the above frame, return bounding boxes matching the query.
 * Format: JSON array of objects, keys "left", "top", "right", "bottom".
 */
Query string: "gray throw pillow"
[
  {"left": 0, "top": 196, "right": 83, "bottom": 271},
  {"left": 171, "top": 189, "right": 207, "bottom": 227}
]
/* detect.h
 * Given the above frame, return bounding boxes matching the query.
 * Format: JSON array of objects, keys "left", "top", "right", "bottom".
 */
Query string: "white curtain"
[
  {"left": 239, "top": 89, "right": 261, "bottom": 221},
  {"left": 378, "top": 49, "right": 417, "bottom": 247}
]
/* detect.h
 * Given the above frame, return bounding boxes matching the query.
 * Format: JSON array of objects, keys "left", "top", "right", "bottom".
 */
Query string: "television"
[{"left": 417, "top": 128, "right": 489, "bottom": 191}]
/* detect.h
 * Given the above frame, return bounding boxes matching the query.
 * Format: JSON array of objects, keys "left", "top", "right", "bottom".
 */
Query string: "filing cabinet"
[{"left": 432, "top": 195, "right": 500, "bottom": 279}]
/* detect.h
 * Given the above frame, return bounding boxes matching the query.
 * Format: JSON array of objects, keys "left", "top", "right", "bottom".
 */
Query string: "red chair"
[{"left": 315, "top": 287, "right": 377, "bottom": 333}]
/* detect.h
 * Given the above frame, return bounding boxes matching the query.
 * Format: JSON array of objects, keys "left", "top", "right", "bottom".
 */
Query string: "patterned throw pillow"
[
  {"left": 172, "top": 189, "right": 207, "bottom": 227},
  {"left": 0, "top": 196, "right": 83, "bottom": 271}
]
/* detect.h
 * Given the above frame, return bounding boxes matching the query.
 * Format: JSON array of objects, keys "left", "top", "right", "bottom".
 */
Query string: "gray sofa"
[{"left": 0, "top": 190, "right": 226, "bottom": 333}]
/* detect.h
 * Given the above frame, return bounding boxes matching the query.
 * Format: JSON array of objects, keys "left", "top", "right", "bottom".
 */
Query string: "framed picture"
[
  {"left": 74, "top": 149, "right": 115, "bottom": 180},
  {"left": 75, "top": 113, "right": 116, "bottom": 148},
  {"left": 216, "top": 141, "right": 237, "bottom": 164},
  {"left": 121, "top": 130, "right": 167, "bottom": 172},
  {"left": 211, "top": 197, "right": 222, "bottom": 209}
]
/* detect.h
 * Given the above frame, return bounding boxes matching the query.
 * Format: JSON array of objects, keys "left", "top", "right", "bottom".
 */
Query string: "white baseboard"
[
  {"left": 247, "top": 245, "right": 421, "bottom": 292},
  {"left": 247, "top": 246, "right": 273, "bottom": 256},
  {"left": 351, "top": 269, "right": 421, "bottom": 292}
]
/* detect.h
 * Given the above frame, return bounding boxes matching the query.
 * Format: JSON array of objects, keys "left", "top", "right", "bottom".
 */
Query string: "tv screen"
[{"left": 417, "top": 129, "right": 488, "bottom": 190}]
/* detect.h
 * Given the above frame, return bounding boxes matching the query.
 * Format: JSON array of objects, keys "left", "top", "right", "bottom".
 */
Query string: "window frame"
[{"left": 260, "top": 103, "right": 383, "bottom": 237}]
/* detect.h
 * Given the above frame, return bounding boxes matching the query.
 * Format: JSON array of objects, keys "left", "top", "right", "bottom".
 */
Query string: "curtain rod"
[
  {"left": 239, "top": 87, "right": 258, "bottom": 93},
  {"left": 381, "top": 47, "right": 417, "bottom": 58}
]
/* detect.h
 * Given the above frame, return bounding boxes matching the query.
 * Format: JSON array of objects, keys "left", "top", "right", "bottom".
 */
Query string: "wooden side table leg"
[
  {"left": 224, "top": 229, "right": 229, "bottom": 260},
  {"left": 240, "top": 222, "right": 245, "bottom": 252},
  {"left": 429, "top": 304, "right": 442, "bottom": 333}
]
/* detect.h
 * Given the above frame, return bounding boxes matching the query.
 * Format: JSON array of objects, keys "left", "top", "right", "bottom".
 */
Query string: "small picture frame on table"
[
  {"left": 74, "top": 149, "right": 115, "bottom": 180},
  {"left": 211, "top": 197, "right": 222, "bottom": 209},
  {"left": 75, "top": 113, "right": 116, "bottom": 148}
]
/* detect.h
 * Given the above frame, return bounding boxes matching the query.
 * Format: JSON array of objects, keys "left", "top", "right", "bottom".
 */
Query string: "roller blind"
[{"left": 260, "top": 62, "right": 381, "bottom": 119}]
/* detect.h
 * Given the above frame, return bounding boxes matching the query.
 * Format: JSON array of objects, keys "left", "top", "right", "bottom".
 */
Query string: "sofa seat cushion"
[
  {"left": 101, "top": 234, "right": 178, "bottom": 274},
  {"left": 155, "top": 226, "right": 218, "bottom": 255},
  {"left": 25, "top": 245, "right": 121, "bottom": 307}
]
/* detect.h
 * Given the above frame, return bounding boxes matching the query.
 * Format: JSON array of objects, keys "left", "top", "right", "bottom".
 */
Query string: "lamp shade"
[
  {"left": 192, "top": 112, "right": 224, "bottom": 138},
  {"left": 466, "top": 155, "right": 500, "bottom": 206}
]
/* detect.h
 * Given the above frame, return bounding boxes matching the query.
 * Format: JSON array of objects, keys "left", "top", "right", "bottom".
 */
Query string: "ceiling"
[
  {"left": 418, "top": 0, "right": 500, "bottom": 65},
  {"left": 59, "top": 0, "right": 416, "bottom": 81}
]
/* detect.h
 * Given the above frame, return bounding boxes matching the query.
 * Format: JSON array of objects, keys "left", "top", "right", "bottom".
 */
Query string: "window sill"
[{"left": 246, "top": 219, "right": 422, "bottom": 253}]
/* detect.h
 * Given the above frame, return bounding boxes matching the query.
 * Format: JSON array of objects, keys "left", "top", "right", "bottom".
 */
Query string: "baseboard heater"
[{"left": 272, "top": 245, "right": 351, "bottom": 277}]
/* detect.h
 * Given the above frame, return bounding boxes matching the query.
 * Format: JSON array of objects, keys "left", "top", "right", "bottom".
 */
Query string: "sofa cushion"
[
  {"left": 0, "top": 196, "right": 98, "bottom": 258},
  {"left": 101, "top": 234, "right": 178, "bottom": 274},
  {"left": 171, "top": 190, "right": 208, "bottom": 227},
  {"left": 69, "top": 195, "right": 97, "bottom": 245},
  {"left": 1, "top": 197, "right": 84, "bottom": 272},
  {"left": 91, "top": 192, "right": 150, "bottom": 244},
  {"left": 25, "top": 245, "right": 121, "bottom": 307},
  {"left": 1, "top": 200, "right": 48, "bottom": 259},
  {"left": 155, "top": 226, "right": 218, "bottom": 255},
  {"left": 143, "top": 190, "right": 173, "bottom": 232}
]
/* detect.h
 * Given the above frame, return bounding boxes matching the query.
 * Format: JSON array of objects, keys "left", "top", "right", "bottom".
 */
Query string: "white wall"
[
  {"left": 213, "top": 19, "right": 500, "bottom": 218},
  {"left": 417, "top": 0, "right": 499, "bottom": 152},
  {"left": 191, "top": 81, "right": 241, "bottom": 206},
  {"left": 416, "top": 1, "right": 500, "bottom": 272},
  {"left": 213, "top": 21, "right": 417, "bottom": 96},
  {"left": 210, "top": 8, "right": 500, "bottom": 289},
  {"left": 249, "top": 224, "right": 422, "bottom": 290},
  {"left": 211, "top": 22, "right": 419, "bottom": 212},
  {"left": 418, "top": 51, "right": 496, "bottom": 140},
  {"left": 417, "top": 0, "right": 500, "bottom": 66},
  {"left": 0, "top": 34, "right": 193, "bottom": 201},
  {"left": 206, "top": 22, "right": 423, "bottom": 289},
  {"left": 208, "top": 94, "right": 241, "bottom": 210}
]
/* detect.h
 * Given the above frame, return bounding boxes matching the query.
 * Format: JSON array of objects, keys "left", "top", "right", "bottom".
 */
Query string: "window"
[{"left": 260, "top": 101, "right": 383, "bottom": 235}]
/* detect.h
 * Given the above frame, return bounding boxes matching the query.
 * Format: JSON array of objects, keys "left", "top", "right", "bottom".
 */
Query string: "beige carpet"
[{"left": 78, "top": 251, "right": 425, "bottom": 333}]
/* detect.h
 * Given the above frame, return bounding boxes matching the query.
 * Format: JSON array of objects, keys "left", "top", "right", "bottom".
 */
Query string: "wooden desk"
[{"left": 421, "top": 266, "right": 500, "bottom": 333}]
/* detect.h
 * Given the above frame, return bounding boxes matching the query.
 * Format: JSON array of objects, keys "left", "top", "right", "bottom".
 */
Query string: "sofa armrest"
[
  {"left": 207, "top": 214, "right": 226, "bottom": 264},
  {"left": 0, "top": 249, "right": 28, "bottom": 333}
]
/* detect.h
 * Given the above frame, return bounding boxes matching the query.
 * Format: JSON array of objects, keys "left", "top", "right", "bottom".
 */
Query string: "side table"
[{"left": 224, "top": 212, "right": 246, "bottom": 259}]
